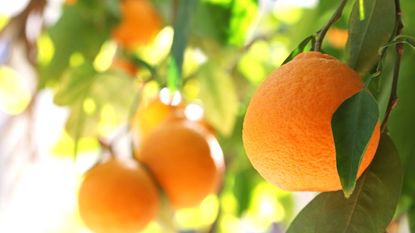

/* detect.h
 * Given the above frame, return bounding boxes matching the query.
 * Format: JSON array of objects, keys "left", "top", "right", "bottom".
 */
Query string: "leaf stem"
[
  {"left": 381, "top": 0, "right": 404, "bottom": 132},
  {"left": 314, "top": 0, "right": 348, "bottom": 51}
]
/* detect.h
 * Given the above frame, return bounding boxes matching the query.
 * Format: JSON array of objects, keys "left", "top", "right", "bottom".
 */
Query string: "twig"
[
  {"left": 314, "top": 0, "right": 348, "bottom": 51},
  {"left": 381, "top": 0, "right": 404, "bottom": 131},
  {"left": 98, "top": 138, "right": 115, "bottom": 156}
]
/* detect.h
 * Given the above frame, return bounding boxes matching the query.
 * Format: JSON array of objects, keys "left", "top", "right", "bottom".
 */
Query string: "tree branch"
[
  {"left": 381, "top": 0, "right": 404, "bottom": 132},
  {"left": 314, "top": 0, "right": 348, "bottom": 51}
]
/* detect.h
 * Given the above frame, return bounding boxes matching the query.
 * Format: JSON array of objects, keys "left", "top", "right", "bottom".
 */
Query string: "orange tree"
[{"left": 1, "top": 0, "right": 415, "bottom": 232}]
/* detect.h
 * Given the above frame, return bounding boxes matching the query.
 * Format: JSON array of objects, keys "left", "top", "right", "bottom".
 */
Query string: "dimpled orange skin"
[
  {"left": 138, "top": 119, "right": 224, "bottom": 209},
  {"left": 242, "top": 51, "right": 380, "bottom": 192},
  {"left": 113, "top": 0, "right": 161, "bottom": 49},
  {"left": 78, "top": 159, "right": 159, "bottom": 233}
]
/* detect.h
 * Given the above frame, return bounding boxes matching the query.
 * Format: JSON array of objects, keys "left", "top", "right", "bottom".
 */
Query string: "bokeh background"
[{"left": 0, "top": 0, "right": 414, "bottom": 232}]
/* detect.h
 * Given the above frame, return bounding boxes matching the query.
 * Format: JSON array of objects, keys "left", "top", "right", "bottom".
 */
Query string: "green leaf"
[
  {"left": 233, "top": 168, "right": 258, "bottom": 216},
  {"left": 41, "top": 0, "right": 119, "bottom": 86},
  {"left": 168, "top": 0, "right": 198, "bottom": 90},
  {"left": 54, "top": 63, "right": 97, "bottom": 106},
  {"left": 282, "top": 35, "right": 314, "bottom": 65},
  {"left": 54, "top": 64, "right": 137, "bottom": 139},
  {"left": 368, "top": 47, "right": 395, "bottom": 123},
  {"left": 191, "top": 2, "right": 232, "bottom": 45},
  {"left": 410, "top": 205, "right": 415, "bottom": 233},
  {"left": 346, "top": 0, "right": 395, "bottom": 75},
  {"left": 287, "top": 134, "right": 403, "bottom": 233},
  {"left": 198, "top": 63, "right": 238, "bottom": 136},
  {"left": 332, "top": 89, "right": 379, "bottom": 197},
  {"left": 389, "top": 49, "right": 415, "bottom": 199},
  {"left": 227, "top": 0, "right": 258, "bottom": 46}
]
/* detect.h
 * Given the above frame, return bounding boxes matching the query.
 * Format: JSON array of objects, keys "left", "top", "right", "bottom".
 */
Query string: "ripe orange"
[
  {"left": 113, "top": 0, "right": 161, "bottom": 49},
  {"left": 327, "top": 28, "right": 349, "bottom": 49},
  {"left": 137, "top": 118, "right": 224, "bottom": 209},
  {"left": 132, "top": 97, "right": 183, "bottom": 140},
  {"left": 78, "top": 158, "right": 159, "bottom": 233},
  {"left": 242, "top": 51, "right": 380, "bottom": 192}
]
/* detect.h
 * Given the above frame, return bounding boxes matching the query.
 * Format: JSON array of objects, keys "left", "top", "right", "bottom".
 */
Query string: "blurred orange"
[
  {"left": 113, "top": 0, "right": 162, "bottom": 49},
  {"left": 137, "top": 118, "right": 224, "bottom": 209},
  {"left": 78, "top": 158, "right": 159, "bottom": 233},
  {"left": 326, "top": 27, "right": 349, "bottom": 49},
  {"left": 132, "top": 97, "right": 183, "bottom": 140}
]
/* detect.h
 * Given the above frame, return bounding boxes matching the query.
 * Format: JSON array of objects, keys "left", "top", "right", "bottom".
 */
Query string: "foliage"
[{"left": 1, "top": 0, "right": 415, "bottom": 232}]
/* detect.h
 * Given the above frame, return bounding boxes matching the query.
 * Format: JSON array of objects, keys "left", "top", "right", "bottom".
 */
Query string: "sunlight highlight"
[
  {"left": 0, "top": 66, "right": 31, "bottom": 114},
  {"left": 185, "top": 103, "right": 204, "bottom": 121},
  {"left": 159, "top": 87, "right": 182, "bottom": 105}
]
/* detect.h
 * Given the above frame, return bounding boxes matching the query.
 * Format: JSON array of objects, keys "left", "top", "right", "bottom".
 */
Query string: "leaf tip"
[{"left": 342, "top": 183, "right": 355, "bottom": 199}]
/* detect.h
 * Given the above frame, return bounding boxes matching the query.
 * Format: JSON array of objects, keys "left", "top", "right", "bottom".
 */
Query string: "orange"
[
  {"left": 242, "top": 51, "right": 380, "bottom": 192},
  {"left": 327, "top": 28, "right": 349, "bottom": 49},
  {"left": 113, "top": 0, "right": 161, "bottom": 49},
  {"left": 78, "top": 158, "right": 159, "bottom": 233},
  {"left": 132, "top": 97, "right": 183, "bottom": 140},
  {"left": 137, "top": 118, "right": 224, "bottom": 209}
]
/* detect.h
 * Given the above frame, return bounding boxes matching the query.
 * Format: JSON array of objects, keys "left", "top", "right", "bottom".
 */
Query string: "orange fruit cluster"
[
  {"left": 78, "top": 94, "right": 224, "bottom": 233},
  {"left": 113, "top": 0, "right": 161, "bottom": 49},
  {"left": 243, "top": 51, "right": 380, "bottom": 192}
]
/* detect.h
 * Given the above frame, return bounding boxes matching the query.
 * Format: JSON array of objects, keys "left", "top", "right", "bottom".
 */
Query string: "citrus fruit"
[
  {"left": 242, "top": 51, "right": 380, "bottom": 192},
  {"left": 113, "top": 0, "right": 161, "bottom": 49},
  {"left": 78, "top": 158, "right": 159, "bottom": 233},
  {"left": 327, "top": 27, "right": 349, "bottom": 49},
  {"left": 137, "top": 118, "right": 224, "bottom": 209},
  {"left": 132, "top": 97, "right": 183, "bottom": 140}
]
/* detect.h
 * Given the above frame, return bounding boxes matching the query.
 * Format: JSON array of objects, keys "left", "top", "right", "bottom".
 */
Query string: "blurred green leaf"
[
  {"left": 192, "top": 2, "right": 231, "bottom": 44},
  {"left": 287, "top": 134, "right": 402, "bottom": 233},
  {"left": 227, "top": 0, "right": 258, "bottom": 45},
  {"left": 55, "top": 64, "right": 137, "bottom": 139},
  {"left": 198, "top": 63, "right": 238, "bottom": 136},
  {"left": 233, "top": 168, "right": 258, "bottom": 216},
  {"left": 41, "top": 0, "right": 119, "bottom": 86},
  {"left": 332, "top": 89, "right": 379, "bottom": 197},
  {"left": 410, "top": 205, "right": 415, "bottom": 233},
  {"left": 168, "top": 0, "right": 198, "bottom": 90},
  {"left": 346, "top": 0, "right": 395, "bottom": 75},
  {"left": 54, "top": 63, "right": 97, "bottom": 105}
]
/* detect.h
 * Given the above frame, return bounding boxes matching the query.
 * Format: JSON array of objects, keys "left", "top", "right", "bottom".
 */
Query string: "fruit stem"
[
  {"left": 314, "top": 0, "right": 348, "bottom": 51},
  {"left": 168, "top": 0, "right": 198, "bottom": 91},
  {"left": 381, "top": 0, "right": 404, "bottom": 132},
  {"left": 98, "top": 138, "right": 115, "bottom": 157}
]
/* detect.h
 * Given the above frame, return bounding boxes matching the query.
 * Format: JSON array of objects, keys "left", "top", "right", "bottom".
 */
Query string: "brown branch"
[
  {"left": 314, "top": 0, "right": 348, "bottom": 51},
  {"left": 381, "top": 0, "right": 404, "bottom": 131}
]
